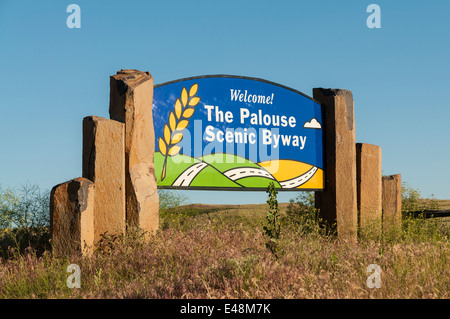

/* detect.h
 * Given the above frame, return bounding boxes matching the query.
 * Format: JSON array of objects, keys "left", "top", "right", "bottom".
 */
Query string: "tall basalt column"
[
  {"left": 313, "top": 88, "right": 358, "bottom": 241},
  {"left": 109, "top": 69, "right": 159, "bottom": 236},
  {"left": 356, "top": 143, "right": 382, "bottom": 236},
  {"left": 83, "top": 115, "right": 126, "bottom": 242},
  {"left": 382, "top": 174, "right": 402, "bottom": 234},
  {"left": 50, "top": 177, "right": 95, "bottom": 256}
]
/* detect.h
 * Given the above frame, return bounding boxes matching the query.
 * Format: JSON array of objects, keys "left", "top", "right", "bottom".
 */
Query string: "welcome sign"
[{"left": 153, "top": 75, "right": 324, "bottom": 191}]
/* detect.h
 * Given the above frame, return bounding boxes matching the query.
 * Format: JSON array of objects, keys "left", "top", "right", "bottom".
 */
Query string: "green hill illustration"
[{"left": 154, "top": 152, "right": 280, "bottom": 189}]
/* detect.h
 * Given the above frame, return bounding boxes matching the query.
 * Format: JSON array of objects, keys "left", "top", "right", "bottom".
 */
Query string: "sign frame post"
[{"left": 313, "top": 88, "right": 358, "bottom": 241}]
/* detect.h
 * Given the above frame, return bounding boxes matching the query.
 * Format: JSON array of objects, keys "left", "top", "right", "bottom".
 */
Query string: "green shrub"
[
  {"left": 401, "top": 182, "right": 439, "bottom": 213},
  {"left": 262, "top": 182, "right": 281, "bottom": 257},
  {"left": 398, "top": 182, "right": 448, "bottom": 242},
  {"left": 159, "top": 205, "right": 218, "bottom": 230},
  {"left": 0, "top": 184, "right": 50, "bottom": 229},
  {"left": 284, "top": 191, "right": 323, "bottom": 235},
  {"left": 0, "top": 227, "right": 50, "bottom": 260},
  {"left": 158, "top": 189, "right": 188, "bottom": 211},
  {"left": 0, "top": 184, "right": 50, "bottom": 259}
]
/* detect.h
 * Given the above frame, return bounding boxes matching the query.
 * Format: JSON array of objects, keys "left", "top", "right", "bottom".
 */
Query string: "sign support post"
[
  {"left": 313, "top": 88, "right": 358, "bottom": 241},
  {"left": 109, "top": 70, "right": 160, "bottom": 237},
  {"left": 382, "top": 174, "right": 402, "bottom": 235},
  {"left": 356, "top": 143, "right": 382, "bottom": 237}
]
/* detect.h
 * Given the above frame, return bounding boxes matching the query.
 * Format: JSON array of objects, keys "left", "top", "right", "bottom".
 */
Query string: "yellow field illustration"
[{"left": 258, "top": 159, "right": 323, "bottom": 189}]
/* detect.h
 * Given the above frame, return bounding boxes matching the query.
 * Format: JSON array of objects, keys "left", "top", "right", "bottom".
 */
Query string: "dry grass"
[
  {"left": 428, "top": 199, "right": 450, "bottom": 210},
  {"left": 0, "top": 204, "right": 448, "bottom": 299},
  {"left": 416, "top": 199, "right": 450, "bottom": 210}
]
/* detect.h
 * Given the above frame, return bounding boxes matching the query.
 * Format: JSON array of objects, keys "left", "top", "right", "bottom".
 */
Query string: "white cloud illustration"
[{"left": 303, "top": 118, "right": 322, "bottom": 129}]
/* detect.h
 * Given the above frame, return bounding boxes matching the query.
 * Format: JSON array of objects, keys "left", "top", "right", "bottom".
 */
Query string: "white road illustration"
[
  {"left": 279, "top": 166, "right": 318, "bottom": 188},
  {"left": 224, "top": 167, "right": 274, "bottom": 181},
  {"left": 171, "top": 161, "right": 317, "bottom": 189},
  {"left": 172, "top": 162, "right": 209, "bottom": 187}
]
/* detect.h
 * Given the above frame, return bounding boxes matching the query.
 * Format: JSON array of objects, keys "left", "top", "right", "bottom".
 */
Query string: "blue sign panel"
[{"left": 152, "top": 75, "right": 324, "bottom": 191}]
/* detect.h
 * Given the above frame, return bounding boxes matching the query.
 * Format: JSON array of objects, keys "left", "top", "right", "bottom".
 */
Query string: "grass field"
[
  {"left": 423, "top": 199, "right": 450, "bottom": 210},
  {"left": 0, "top": 199, "right": 448, "bottom": 299}
]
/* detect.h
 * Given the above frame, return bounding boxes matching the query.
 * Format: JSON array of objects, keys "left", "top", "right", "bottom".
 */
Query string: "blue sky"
[{"left": 0, "top": 0, "right": 449, "bottom": 204}]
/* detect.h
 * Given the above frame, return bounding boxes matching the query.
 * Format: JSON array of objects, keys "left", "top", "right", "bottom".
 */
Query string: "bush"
[
  {"left": 158, "top": 189, "right": 188, "bottom": 211},
  {"left": 401, "top": 182, "right": 439, "bottom": 213},
  {"left": 285, "top": 192, "right": 323, "bottom": 235},
  {"left": 262, "top": 182, "right": 281, "bottom": 257},
  {"left": 0, "top": 184, "right": 50, "bottom": 229},
  {"left": 0, "top": 184, "right": 51, "bottom": 259},
  {"left": 158, "top": 189, "right": 216, "bottom": 230},
  {"left": 0, "top": 227, "right": 50, "bottom": 260}
]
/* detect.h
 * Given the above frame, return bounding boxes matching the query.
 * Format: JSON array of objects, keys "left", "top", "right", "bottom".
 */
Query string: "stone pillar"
[
  {"left": 356, "top": 143, "right": 382, "bottom": 236},
  {"left": 50, "top": 177, "right": 94, "bottom": 256},
  {"left": 109, "top": 69, "right": 159, "bottom": 236},
  {"left": 382, "top": 174, "right": 402, "bottom": 234},
  {"left": 83, "top": 116, "right": 126, "bottom": 242},
  {"left": 313, "top": 88, "right": 358, "bottom": 241}
]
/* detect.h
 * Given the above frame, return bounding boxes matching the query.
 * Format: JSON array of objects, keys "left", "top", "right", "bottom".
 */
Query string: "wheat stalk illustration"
[{"left": 159, "top": 83, "right": 200, "bottom": 181}]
